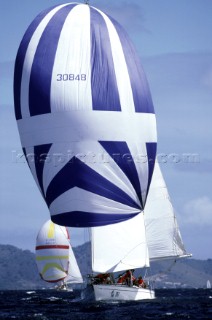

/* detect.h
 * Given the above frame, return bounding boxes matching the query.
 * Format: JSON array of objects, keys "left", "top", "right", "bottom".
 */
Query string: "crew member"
[
  {"left": 94, "top": 273, "right": 111, "bottom": 284},
  {"left": 136, "top": 276, "right": 146, "bottom": 288},
  {"left": 117, "top": 270, "right": 135, "bottom": 286}
]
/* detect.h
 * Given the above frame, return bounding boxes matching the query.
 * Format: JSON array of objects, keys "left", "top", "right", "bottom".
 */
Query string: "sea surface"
[{"left": 0, "top": 289, "right": 211, "bottom": 319}]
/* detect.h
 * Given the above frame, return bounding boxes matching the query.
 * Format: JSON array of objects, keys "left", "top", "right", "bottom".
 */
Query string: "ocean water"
[{"left": 0, "top": 289, "right": 211, "bottom": 319}]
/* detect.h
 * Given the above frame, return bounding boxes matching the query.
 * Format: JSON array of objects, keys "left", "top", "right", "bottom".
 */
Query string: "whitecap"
[
  {"left": 48, "top": 296, "right": 60, "bottom": 301},
  {"left": 26, "top": 291, "right": 36, "bottom": 294}
]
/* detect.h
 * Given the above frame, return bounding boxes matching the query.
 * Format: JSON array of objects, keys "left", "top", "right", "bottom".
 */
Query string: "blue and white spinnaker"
[{"left": 14, "top": 3, "right": 157, "bottom": 227}]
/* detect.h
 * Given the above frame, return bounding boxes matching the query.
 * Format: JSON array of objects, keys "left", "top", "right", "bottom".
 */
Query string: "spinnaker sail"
[
  {"left": 35, "top": 220, "right": 83, "bottom": 284},
  {"left": 13, "top": 3, "right": 157, "bottom": 228}
]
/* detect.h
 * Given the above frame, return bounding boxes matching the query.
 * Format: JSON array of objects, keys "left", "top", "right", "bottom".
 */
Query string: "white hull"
[
  {"left": 93, "top": 284, "right": 155, "bottom": 301},
  {"left": 55, "top": 287, "right": 73, "bottom": 292}
]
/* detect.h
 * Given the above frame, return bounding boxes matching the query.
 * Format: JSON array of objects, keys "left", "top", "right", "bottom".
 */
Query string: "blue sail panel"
[
  {"left": 90, "top": 7, "right": 121, "bottom": 111},
  {"left": 14, "top": 5, "right": 59, "bottom": 120}
]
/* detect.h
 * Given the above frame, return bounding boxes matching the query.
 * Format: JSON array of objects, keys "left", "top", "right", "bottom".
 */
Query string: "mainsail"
[
  {"left": 91, "top": 213, "right": 149, "bottom": 273},
  {"left": 13, "top": 3, "right": 157, "bottom": 228},
  {"left": 35, "top": 220, "right": 83, "bottom": 284},
  {"left": 144, "top": 162, "right": 188, "bottom": 261}
]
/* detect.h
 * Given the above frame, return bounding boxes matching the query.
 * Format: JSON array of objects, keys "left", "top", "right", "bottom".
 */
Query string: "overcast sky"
[{"left": 0, "top": 0, "right": 212, "bottom": 259}]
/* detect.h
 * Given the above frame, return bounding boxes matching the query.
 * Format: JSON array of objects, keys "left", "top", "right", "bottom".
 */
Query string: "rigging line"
[
  {"left": 67, "top": 273, "right": 81, "bottom": 279},
  {"left": 59, "top": 225, "right": 70, "bottom": 245},
  {"left": 148, "top": 259, "right": 177, "bottom": 281},
  {"left": 119, "top": 261, "right": 141, "bottom": 269},
  {"left": 84, "top": 227, "right": 91, "bottom": 277},
  {"left": 144, "top": 268, "right": 148, "bottom": 279},
  {"left": 118, "top": 241, "right": 148, "bottom": 264},
  {"left": 167, "top": 259, "right": 177, "bottom": 272}
]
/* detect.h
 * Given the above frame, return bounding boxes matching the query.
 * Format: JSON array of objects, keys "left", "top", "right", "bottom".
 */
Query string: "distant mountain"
[
  {"left": 148, "top": 258, "right": 212, "bottom": 289},
  {"left": 0, "top": 245, "right": 44, "bottom": 290},
  {"left": 0, "top": 244, "right": 211, "bottom": 290}
]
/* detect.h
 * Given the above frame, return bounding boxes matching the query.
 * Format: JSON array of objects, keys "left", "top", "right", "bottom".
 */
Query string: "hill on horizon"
[{"left": 0, "top": 244, "right": 211, "bottom": 290}]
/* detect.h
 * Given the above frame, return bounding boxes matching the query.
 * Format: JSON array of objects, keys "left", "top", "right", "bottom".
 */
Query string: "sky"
[{"left": 0, "top": 0, "right": 212, "bottom": 259}]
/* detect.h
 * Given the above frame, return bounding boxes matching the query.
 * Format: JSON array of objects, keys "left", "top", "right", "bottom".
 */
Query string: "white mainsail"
[
  {"left": 144, "top": 162, "right": 188, "bottom": 261},
  {"left": 91, "top": 212, "right": 149, "bottom": 273}
]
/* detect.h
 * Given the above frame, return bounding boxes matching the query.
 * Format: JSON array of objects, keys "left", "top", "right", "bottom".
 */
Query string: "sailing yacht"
[
  {"left": 85, "top": 162, "right": 190, "bottom": 301},
  {"left": 35, "top": 220, "right": 83, "bottom": 290},
  {"left": 207, "top": 280, "right": 211, "bottom": 289}
]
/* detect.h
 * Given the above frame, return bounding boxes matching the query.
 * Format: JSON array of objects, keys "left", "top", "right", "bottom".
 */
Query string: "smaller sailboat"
[
  {"left": 207, "top": 280, "right": 211, "bottom": 289},
  {"left": 35, "top": 220, "right": 83, "bottom": 291}
]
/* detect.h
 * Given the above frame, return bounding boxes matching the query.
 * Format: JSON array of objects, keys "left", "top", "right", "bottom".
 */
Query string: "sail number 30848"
[{"left": 57, "top": 74, "right": 86, "bottom": 81}]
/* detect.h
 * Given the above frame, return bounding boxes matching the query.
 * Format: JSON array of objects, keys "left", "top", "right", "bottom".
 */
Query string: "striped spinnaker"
[
  {"left": 35, "top": 220, "right": 70, "bottom": 283},
  {"left": 14, "top": 3, "right": 157, "bottom": 227}
]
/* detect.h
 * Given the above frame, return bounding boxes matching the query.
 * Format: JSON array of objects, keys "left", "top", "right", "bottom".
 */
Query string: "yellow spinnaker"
[
  {"left": 36, "top": 255, "right": 68, "bottom": 261},
  {"left": 41, "top": 263, "right": 67, "bottom": 276},
  {"left": 47, "top": 221, "right": 55, "bottom": 238}
]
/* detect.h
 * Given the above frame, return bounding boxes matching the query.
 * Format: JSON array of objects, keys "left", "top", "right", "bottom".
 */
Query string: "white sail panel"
[
  {"left": 51, "top": 4, "right": 92, "bottom": 112},
  {"left": 144, "top": 162, "right": 187, "bottom": 260},
  {"left": 91, "top": 213, "right": 149, "bottom": 273},
  {"left": 67, "top": 247, "right": 83, "bottom": 284},
  {"left": 50, "top": 187, "right": 140, "bottom": 217}
]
